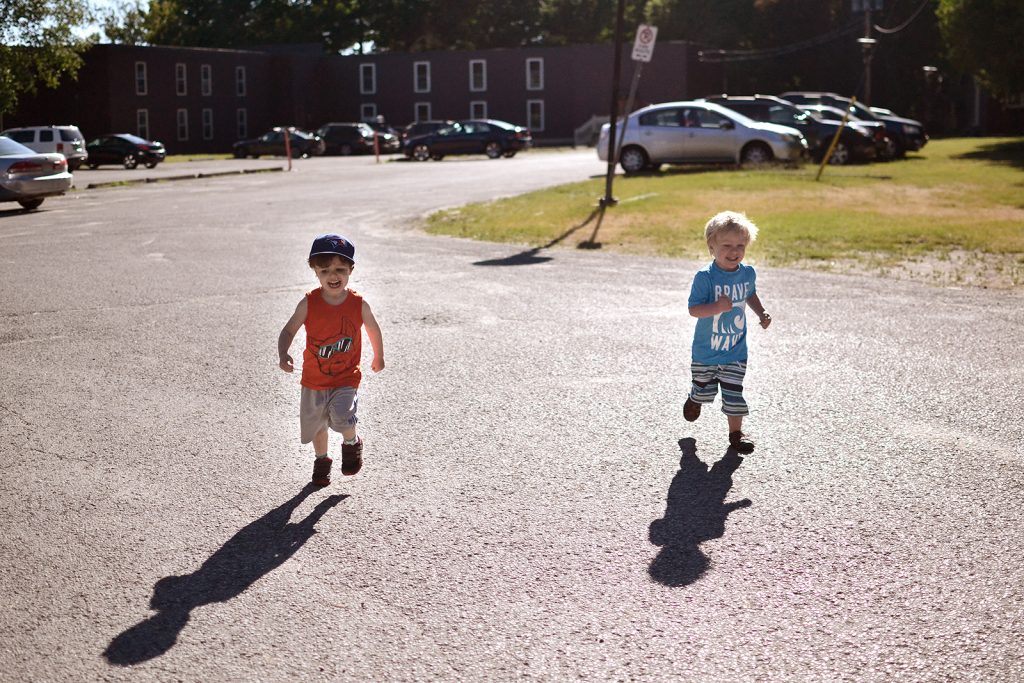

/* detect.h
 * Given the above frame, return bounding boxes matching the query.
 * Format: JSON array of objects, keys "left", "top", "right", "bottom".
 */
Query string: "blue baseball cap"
[{"left": 309, "top": 234, "right": 355, "bottom": 264}]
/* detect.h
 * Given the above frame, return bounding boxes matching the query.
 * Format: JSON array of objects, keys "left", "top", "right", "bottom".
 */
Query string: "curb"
[{"left": 84, "top": 166, "right": 285, "bottom": 190}]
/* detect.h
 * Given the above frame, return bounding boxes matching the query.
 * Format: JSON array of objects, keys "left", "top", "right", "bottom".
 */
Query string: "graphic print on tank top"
[{"left": 308, "top": 316, "right": 359, "bottom": 380}]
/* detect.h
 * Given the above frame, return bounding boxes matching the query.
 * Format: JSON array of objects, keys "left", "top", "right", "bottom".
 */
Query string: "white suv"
[{"left": 1, "top": 125, "right": 88, "bottom": 170}]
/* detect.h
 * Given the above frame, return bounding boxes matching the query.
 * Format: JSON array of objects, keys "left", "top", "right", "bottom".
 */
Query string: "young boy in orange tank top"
[{"left": 278, "top": 234, "right": 385, "bottom": 486}]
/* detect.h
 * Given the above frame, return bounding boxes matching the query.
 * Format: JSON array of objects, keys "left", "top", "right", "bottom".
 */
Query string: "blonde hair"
[{"left": 704, "top": 211, "right": 759, "bottom": 245}]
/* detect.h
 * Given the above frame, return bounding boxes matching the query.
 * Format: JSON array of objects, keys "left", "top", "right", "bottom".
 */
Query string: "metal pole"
[
  {"left": 601, "top": 0, "right": 626, "bottom": 208},
  {"left": 614, "top": 62, "right": 644, "bottom": 167}
]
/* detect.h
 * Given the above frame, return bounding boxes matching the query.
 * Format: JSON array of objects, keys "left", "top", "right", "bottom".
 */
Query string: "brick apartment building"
[
  {"left": 7, "top": 41, "right": 716, "bottom": 154},
  {"left": 8, "top": 41, "right": 1019, "bottom": 154}
]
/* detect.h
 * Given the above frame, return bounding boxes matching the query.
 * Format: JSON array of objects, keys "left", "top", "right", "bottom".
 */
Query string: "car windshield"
[
  {"left": 0, "top": 136, "right": 33, "bottom": 155},
  {"left": 118, "top": 134, "right": 149, "bottom": 144}
]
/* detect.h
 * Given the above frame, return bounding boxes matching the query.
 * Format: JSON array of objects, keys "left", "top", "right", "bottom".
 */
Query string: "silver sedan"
[
  {"left": 598, "top": 100, "right": 807, "bottom": 173},
  {"left": 0, "top": 135, "right": 72, "bottom": 211}
]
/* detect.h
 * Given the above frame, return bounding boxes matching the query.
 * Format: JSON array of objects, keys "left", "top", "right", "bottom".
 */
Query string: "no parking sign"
[{"left": 631, "top": 24, "right": 658, "bottom": 62}]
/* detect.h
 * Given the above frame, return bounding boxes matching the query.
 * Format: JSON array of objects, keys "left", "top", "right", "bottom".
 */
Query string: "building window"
[
  {"left": 526, "top": 58, "right": 544, "bottom": 91},
  {"left": 202, "top": 108, "right": 214, "bottom": 140},
  {"left": 360, "top": 103, "right": 377, "bottom": 120},
  {"left": 135, "top": 61, "right": 147, "bottom": 95},
  {"left": 527, "top": 99, "right": 545, "bottom": 132},
  {"left": 175, "top": 63, "right": 187, "bottom": 96},
  {"left": 176, "top": 108, "right": 189, "bottom": 141},
  {"left": 201, "top": 64, "right": 212, "bottom": 96},
  {"left": 414, "top": 61, "right": 431, "bottom": 93},
  {"left": 360, "top": 63, "right": 376, "bottom": 95},
  {"left": 414, "top": 102, "right": 431, "bottom": 122},
  {"left": 470, "top": 101, "right": 487, "bottom": 119},
  {"left": 469, "top": 59, "right": 487, "bottom": 92},
  {"left": 136, "top": 109, "right": 149, "bottom": 139},
  {"left": 236, "top": 108, "right": 247, "bottom": 138},
  {"left": 235, "top": 66, "right": 247, "bottom": 96}
]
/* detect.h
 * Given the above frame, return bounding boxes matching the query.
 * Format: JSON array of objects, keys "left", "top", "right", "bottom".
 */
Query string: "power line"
[
  {"left": 698, "top": 20, "right": 861, "bottom": 63},
  {"left": 874, "top": 0, "right": 933, "bottom": 34}
]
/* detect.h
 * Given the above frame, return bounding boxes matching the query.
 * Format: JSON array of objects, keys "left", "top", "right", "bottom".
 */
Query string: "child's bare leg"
[
  {"left": 341, "top": 426, "right": 357, "bottom": 443},
  {"left": 313, "top": 427, "right": 329, "bottom": 456},
  {"left": 727, "top": 415, "right": 755, "bottom": 454},
  {"left": 728, "top": 415, "right": 743, "bottom": 433}
]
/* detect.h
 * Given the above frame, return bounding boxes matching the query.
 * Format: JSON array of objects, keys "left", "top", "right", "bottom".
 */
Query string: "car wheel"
[
  {"left": 87, "top": 163, "right": 98, "bottom": 170},
  {"left": 880, "top": 137, "right": 897, "bottom": 161},
  {"left": 740, "top": 142, "right": 773, "bottom": 166},
  {"left": 68, "top": 160, "right": 82, "bottom": 171},
  {"left": 619, "top": 146, "right": 649, "bottom": 175},
  {"left": 233, "top": 149, "right": 246, "bottom": 159},
  {"left": 485, "top": 142, "right": 503, "bottom": 159},
  {"left": 503, "top": 151, "right": 517, "bottom": 158},
  {"left": 412, "top": 144, "right": 431, "bottom": 162},
  {"left": 145, "top": 161, "right": 159, "bottom": 169},
  {"left": 339, "top": 144, "right": 353, "bottom": 156},
  {"left": 18, "top": 198, "right": 44, "bottom": 211},
  {"left": 123, "top": 153, "right": 138, "bottom": 169},
  {"left": 828, "top": 142, "right": 850, "bottom": 165}
]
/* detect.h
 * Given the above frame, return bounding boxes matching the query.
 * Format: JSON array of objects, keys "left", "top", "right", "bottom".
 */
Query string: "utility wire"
[
  {"left": 874, "top": 0, "right": 933, "bottom": 34},
  {"left": 698, "top": 20, "right": 861, "bottom": 63}
]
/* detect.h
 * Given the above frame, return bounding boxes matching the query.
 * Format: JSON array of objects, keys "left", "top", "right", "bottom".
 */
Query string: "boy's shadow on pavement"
[
  {"left": 648, "top": 438, "right": 751, "bottom": 587},
  {"left": 104, "top": 486, "right": 346, "bottom": 666}
]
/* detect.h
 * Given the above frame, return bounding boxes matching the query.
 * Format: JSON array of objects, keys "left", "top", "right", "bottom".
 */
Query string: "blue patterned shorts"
[{"left": 688, "top": 361, "right": 748, "bottom": 416}]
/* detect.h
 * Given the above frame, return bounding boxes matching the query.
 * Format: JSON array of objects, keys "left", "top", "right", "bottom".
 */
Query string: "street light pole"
[
  {"left": 601, "top": 0, "right": 626, "bottom": 208},
  {"left": 858, "top": 4, "right": 877, "bottom": 106}
]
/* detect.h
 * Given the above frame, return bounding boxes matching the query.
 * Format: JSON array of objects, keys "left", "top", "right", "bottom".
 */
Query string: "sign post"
[
  {"left": 601, "top": 21, "right": 657, "bottom": 207},
  {"left": 614, "top": 24, "right": 658, "bottom": 165}
]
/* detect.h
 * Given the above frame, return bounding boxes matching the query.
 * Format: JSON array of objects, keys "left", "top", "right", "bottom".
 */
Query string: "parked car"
[
  {"left": 363, "top": 122, "right": 401, "bottom": 153},
  {"left": 402, "top": 120, "right": 454, "bottom": 141},
  {"left": 402, "top": 119, "right": 532, "bottom": 161},
  {"left": 233, "top": 127, "right": 325, "bottom": 158},
  {"left": 780, "top": 91, "right": 928, "bottom": 158},
  {"left": 1, "top": 125, "right": 88, "bottom": 170},
  {"left": 85, "top": 133, "right": 166, "bottom": 169},
  {"left": 795, "top": 104, "right": 892, "bottom": 160},
  {"left": 597, "top": 100, "right": 807, "bottom": 173},
  {"left": 702, "top": 94, "right": 877, "bottom": 165},
  {"left": 0, "top": 135, "right": 72, "bottom": 211},
  {"left": 317, "top": 122, "right": 377, "bottom": 155}
]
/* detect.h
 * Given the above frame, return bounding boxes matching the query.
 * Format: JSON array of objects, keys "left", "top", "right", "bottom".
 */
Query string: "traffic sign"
[{"left": 631, "top": 24, "right": 658, "bottom": 62}]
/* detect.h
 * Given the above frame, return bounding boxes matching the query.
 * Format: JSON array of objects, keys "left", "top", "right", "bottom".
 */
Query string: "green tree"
[
  {"left": 96, "top": 0, "right": 150, "bottom": 45},
  {"left": 0, "top": 0, "right": 93, "bottom": 117},
  {"left": 937, "top": 0, "right": 1024, "bottom": 96}
]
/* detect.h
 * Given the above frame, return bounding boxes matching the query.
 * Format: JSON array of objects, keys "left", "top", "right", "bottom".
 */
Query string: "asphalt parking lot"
[{"left": 2, "top": 149, "right": 1022, "bottom": 682}]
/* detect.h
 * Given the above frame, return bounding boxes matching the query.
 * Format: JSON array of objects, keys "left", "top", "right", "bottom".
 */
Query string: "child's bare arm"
[
  {"left": 748, "top": 293, "right": 772, "bottom": 329},
  {"left": 362, "top": 300, "right": 385, "bottom": 373},
  {"left": 278, "top": 298, "right": 308, "bottom": 372},
  {"left": 688, "top": 295, "right": 733, "bottom": 318}
]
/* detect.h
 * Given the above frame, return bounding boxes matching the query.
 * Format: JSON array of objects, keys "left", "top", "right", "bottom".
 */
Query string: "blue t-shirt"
[{"left": 687, "top": 261, "right": 757, "bottom": 364}]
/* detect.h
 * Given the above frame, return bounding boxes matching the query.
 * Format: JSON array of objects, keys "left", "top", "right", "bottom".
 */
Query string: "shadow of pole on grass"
[
  {"left": 648, "top": 438, "right": 751, "bottom": 587},
  {"left": 473, "top": 204, "right": 607, "bottom": 266},
  {"left": 103, "top": 487, "right": 346, "bottom": 666}
]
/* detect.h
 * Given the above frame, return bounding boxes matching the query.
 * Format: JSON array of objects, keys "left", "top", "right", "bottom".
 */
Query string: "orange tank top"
[{"left": 301, "top": 288, "right": 363, "bottom": 390}]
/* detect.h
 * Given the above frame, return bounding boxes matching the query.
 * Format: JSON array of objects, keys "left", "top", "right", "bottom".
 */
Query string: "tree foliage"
[
  {"left": 937, "top": 0, "right": 1024, "bottom": 96},
  {"left": 0, "top": 0, "right": 93, "bottom": 115},
  {"left": 95, "top": 0, "right": 150, "bottom": 45}
]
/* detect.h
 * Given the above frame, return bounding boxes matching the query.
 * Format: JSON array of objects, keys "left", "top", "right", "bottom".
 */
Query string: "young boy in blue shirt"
[{"left": 684, "top": 211, "right": 772, "bottom": 454}]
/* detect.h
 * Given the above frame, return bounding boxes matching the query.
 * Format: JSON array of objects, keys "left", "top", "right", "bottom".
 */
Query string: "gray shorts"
[{"left": 299, "top": 386, "right": 359, "bottom": 443}]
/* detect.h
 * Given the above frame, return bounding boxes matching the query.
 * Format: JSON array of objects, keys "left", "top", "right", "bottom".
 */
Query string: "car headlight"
[{"left": 903, "top": 124, "right": 919, "bottom": 135}]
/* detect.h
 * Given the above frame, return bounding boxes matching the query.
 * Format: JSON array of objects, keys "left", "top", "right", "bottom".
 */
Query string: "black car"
[
  {"left": 85, "top": 134, "right": 166, "bottom": 169},
  {"left": 232, "top": 127, "right": 325, "bottom": 158},
  {"left": 402, "top": 119, "right": 532, "bottom": 161},
  {"left": 402, "top": 120, "right": 454, "bottom": 141},
  {"left": 317, "top": 122, "right": 378, "bottom": 155},
  {"left": 779, "top": 91, "right": 927, "bottom": 158},
  {"left": 702, "top": 95, "right": 877, "bottom": 165}
]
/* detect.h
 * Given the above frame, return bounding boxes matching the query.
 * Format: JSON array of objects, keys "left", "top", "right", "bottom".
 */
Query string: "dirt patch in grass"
[{"left": 792, "top": 250, "right": 1024, "bottom": 289}]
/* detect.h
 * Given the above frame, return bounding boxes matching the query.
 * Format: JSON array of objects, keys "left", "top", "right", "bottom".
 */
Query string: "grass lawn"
[{"left": 426, "top": 137, "right": 1024, "bottom": 288}]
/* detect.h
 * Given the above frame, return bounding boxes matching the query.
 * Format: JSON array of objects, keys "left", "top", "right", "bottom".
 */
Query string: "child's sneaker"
[
  {"left": 683, "top": 398, "right": 702, "bottom": 422},
  {"left": 341, "top": 437, "right": 363, "bottom": 476},
  {"left": 312, "top": 456, "right": 333, "bottom": 486},
  {"left": 729, "top": 431, "right": 755, "bottom": 454}
]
